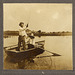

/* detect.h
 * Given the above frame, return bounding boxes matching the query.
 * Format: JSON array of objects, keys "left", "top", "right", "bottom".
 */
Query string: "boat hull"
[{"left": 5, "top": 47, "right": 44, "bottom": 63}]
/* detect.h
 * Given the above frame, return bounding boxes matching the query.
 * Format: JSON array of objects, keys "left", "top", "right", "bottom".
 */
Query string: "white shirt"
[{"left": 19, "top": 26, "right": 27, "bottom": 37}]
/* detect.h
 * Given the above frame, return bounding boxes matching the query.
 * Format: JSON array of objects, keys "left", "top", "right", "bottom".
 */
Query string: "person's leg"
[
  {"left": 33, "top": 39, "right": 35, "bottom": 45},
  {"left": 18, "top": 36, "right": 21, "bottom": 51},
  {"left": 22, "top": 36, "right": 26, "bottom": 50}
]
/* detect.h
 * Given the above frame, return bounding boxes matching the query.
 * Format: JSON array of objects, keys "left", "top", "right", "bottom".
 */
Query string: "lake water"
[{"left": 3, "top": 36, "right": 73, "bottom": 70}]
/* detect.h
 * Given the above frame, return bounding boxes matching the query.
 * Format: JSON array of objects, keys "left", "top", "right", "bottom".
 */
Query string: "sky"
[{"left": 3, "top": 3, "right": 72, "bottom": 32}]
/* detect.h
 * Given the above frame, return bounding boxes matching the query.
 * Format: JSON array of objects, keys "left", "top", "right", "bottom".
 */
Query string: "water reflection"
[{"left": 3, "top": 36, "right": 73, "bottom": 70}]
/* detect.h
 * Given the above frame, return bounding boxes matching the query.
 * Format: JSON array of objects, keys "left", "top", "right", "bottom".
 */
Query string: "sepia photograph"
[{"left": 3, "top": 3, "right": 73, "bottom": 70}]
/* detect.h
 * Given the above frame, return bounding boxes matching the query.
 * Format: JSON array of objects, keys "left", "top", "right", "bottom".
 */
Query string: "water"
[{"left": 3, "top": 36, "right": 73, "bottom": 70}]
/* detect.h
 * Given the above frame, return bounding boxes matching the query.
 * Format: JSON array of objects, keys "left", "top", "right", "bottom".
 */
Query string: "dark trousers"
[{"left": 18, "top": 36, "right": 26, "bottom": 50}]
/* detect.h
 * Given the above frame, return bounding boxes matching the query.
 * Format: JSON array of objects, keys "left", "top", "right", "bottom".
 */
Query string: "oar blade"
[{"left": 52, "top": 53, "right": 61, "bottom": 56}]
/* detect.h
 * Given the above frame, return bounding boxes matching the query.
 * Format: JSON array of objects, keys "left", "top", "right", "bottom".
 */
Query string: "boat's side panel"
[{"left": 5, "top": 48, "right": 44, "bottom": 63}]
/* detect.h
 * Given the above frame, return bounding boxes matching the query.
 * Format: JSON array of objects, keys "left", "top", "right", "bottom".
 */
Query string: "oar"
[
  {"left": 44, "top": 50, "right": 61, "bottom": 56},
  {"left": 36, "top": 55, "right": 52, "bottom": 58},
  {"left": 4, "top": 44, "right": 18, "bottom": 49}
]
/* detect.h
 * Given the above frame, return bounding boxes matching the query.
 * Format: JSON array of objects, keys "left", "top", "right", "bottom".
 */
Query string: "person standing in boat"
[{"left": 18, "top": 22, "right": 28, "bottom": 51}]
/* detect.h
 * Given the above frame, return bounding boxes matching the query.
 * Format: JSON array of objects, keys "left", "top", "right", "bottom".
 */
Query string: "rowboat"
[
  {"left": 4, "top": 40, "right": 61, "bottom": 69},
  {"left": 4, "top": 40, "right": 45, "bottom": 63}
]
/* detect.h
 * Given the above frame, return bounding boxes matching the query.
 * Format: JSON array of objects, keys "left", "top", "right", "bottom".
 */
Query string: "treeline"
[
  {"left": 4, "top": 31, "right": 19, "bottom": 36},
  {"left": 4, "top": 30, "right": 72, "bottom": 38},
  {"left": 34, "top": 31, "right": 72, "bottom": 36}
]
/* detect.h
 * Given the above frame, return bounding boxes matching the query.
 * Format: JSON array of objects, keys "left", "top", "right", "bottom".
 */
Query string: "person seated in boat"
[
  {"left": 26, "top": 31, "right": 35, "bottom": 49},
  {"left": 18, "top": 22, "right": 28, "bottom": 51},
  {"left": 29, "top": 32, "right": 35, "bottom": 45},
  {"left": 27, "top": 32, "right": 35, "bottom": 44}
]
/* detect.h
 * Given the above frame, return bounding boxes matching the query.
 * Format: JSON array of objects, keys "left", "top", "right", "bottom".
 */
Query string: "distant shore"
[{"left": 4, "top": 30, "right": 72, "bottom": 38}]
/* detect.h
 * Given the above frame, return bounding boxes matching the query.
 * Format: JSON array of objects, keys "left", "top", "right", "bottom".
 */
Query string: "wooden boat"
[
  {"left": 4, "top": 40, "right": 61, "bottom": 69},
  {"left": 4, "top": 40, "right": 45, "bottom": 63}
]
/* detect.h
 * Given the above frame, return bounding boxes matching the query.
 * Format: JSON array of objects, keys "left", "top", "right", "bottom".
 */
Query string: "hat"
[{"left": 19, "top": 22, "right": 24, "bottom": 26}]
